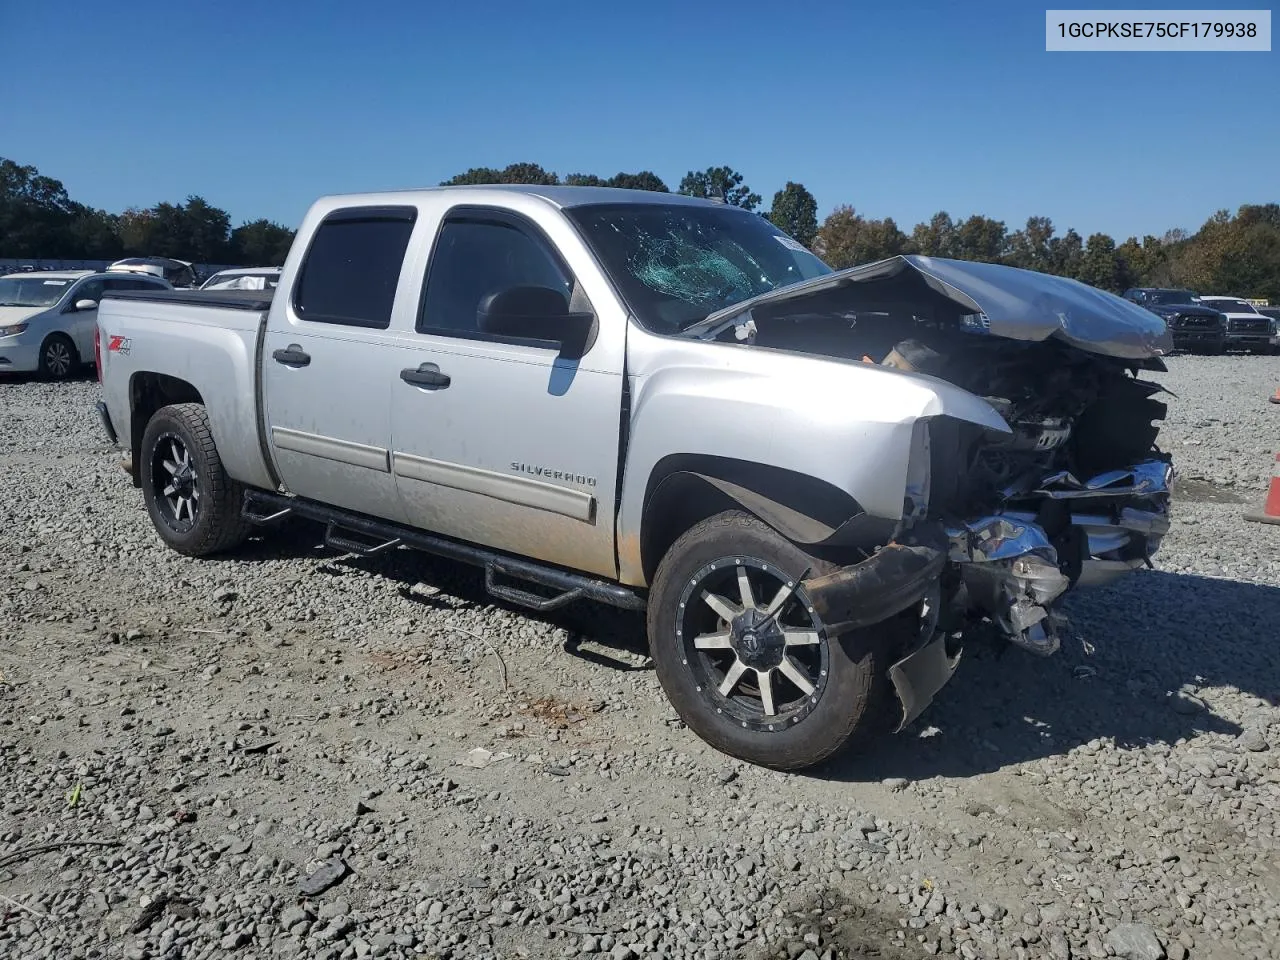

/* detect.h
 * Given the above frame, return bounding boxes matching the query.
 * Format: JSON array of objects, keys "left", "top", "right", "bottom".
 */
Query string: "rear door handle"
[
  {"left": 273, "top": 345, "right": 311, "bottom": 367},
  {"left": 400, "top": 363, "right": 451, "bottom": 389}
]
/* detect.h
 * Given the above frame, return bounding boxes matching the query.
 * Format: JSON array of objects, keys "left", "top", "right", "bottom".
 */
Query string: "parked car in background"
[
  {"left": 0, "top": 270, "right": 171, "bottom": 379},
  {"left": 1257, "top": 306, "right": 1280, "bottom": 351},
  {"left": 1122, "top": 287, "right": 1226, "bottom": 354},
  {"left": 200, "top": 267, "right": 282, "bottom": 291},
  {"left": 96, "top": 185, "right": 1174, "bottom": 770},
  {"left": 1197, "top": 296, "right": 1275, "bottom": 353},
  {"left": 109, "top": 257, "right": 198, "bottom": 288}
]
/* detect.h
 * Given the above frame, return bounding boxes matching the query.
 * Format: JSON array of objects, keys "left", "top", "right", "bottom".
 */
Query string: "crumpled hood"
[
  {"left": 700, "top": 254, "right": 1174, "bottom": 360},
  {"left": 0, "top": 305, "right": 48, "bottom": 327}
]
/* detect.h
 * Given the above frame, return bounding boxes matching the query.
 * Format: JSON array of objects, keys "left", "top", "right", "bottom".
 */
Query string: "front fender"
[{"left": 616, "top": 328, "right": 1010, "bottom": 585}]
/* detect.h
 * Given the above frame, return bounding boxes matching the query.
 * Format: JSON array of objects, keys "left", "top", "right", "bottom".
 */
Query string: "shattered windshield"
[{"left": 565, "top": 202, "right": 831, "bottom": 335}]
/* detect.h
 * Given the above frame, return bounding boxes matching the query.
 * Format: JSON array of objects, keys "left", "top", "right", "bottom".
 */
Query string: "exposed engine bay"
[{"left": 704, "top": 256, "right": 1175, "bottom": 728}]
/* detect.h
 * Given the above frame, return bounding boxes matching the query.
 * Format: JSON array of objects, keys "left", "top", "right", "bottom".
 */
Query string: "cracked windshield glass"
[{"left": 567, "top": 202, "right": 831, "bottom": 334}]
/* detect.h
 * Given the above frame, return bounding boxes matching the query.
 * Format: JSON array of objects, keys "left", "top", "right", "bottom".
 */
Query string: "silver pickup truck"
[{"left": 95, "top": 185, "right": 1174, "bottom": 771}]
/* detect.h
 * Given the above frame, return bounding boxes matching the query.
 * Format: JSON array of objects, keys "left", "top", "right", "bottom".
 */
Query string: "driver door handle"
[
  {"left": 272, "top": 345, "right": 311, "bottom": 367},
  {"left": 400, "top": 363, "right": 451, "bottom": 389}
]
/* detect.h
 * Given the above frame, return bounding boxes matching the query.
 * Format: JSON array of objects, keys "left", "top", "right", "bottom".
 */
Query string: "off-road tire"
[
  {"left": 38, "top": 334, "right": 79, "bottom": 380},
  {"left": 647, "top": 510, "right": 908, "bottom": 771},
  {"left": 140, "top": 403, "right": 251, "bottom": 557}
]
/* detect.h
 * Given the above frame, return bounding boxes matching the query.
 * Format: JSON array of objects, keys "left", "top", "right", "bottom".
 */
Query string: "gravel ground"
[{"left": 2, "top": 354, "right": 1279, "bottom": 960}]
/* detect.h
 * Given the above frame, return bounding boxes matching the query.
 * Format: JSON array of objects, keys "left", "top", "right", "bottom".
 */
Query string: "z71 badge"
[{"left": 107, "top": 336, "right": 132, "bottom": 355}]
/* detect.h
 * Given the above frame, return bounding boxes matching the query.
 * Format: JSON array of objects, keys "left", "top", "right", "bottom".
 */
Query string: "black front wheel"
[
  {"left": 140, "top": 403, "right": 251, "bottom": 556},
  {"left": 647, "top": 511, "right": 908, "bottom": 771},
  {"left": 39, "top": 334, "right": 79, "bottom": 380}
]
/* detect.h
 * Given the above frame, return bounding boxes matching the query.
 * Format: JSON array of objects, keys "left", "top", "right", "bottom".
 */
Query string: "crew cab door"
[
  {"left": 387, "top": 205, "right": 626, "bottom": 578},
  {"left": 261, "top": 206, "right": 418, "bottom": 523}
]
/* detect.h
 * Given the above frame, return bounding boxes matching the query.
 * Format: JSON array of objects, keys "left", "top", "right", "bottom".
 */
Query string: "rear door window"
[{"left": 293, "top": 207, "right": 418, "bottom": 329}]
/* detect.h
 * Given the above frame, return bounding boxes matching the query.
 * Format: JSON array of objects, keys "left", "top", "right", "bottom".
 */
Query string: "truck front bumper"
[
  {"left": 797, "top": 458, "right": 1172, "bottom": 733},
  {"left": 802, "top": 539, "right": 948, "bottom": 638},
  {"left": 1225, "top": 333, "right": 1272, "bottom": 350},
  {"left": 801, "top": 534, "right": 958, "bottom": 732}
]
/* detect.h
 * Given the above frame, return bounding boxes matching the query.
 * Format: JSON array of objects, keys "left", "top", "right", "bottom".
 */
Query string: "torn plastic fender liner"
[
  {"left": 687, "top": 472, "right": 899, "bottom": 549},
  {"left": 801, "top": 536, "right": 948, "bottom": 638},
  {"left": 889, "top": 631, "right": 962, "bottom": 732}
]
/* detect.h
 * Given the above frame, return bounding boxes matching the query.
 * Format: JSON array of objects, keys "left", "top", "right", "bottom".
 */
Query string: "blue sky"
[{"left": 2, "top": 0, "right": 1275, "bottom": 240}]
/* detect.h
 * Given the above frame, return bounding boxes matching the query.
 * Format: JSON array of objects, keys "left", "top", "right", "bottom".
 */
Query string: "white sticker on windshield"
[
  {"left": 774, "top": 235, "right": 809, "bottom": 253},
  {"left": 43, "top": 279, "right": 69, "bottom": 286}
]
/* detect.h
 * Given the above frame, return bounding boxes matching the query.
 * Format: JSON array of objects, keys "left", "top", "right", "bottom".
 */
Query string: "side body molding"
[{"left": 391, "top": 452, "right": 596, "bottom": 523}]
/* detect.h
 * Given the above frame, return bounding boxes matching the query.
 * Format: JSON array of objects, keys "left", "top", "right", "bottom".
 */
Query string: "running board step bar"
[
  {"left": 241, "top": 490, "right": 646, "bottom": 613},
  {"left": 323, "top": 523, "right": 402, "bottom": 556},
  {"left": 485, "top": 565, "right": 583, "bottom": 612}
]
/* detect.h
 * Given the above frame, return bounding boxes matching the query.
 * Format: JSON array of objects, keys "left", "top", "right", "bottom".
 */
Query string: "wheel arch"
[
  {"left": 637, "top": 454, "right": 894, "bottom": 586},
  {"left": 128, "top": 373, "right": 205, "bottom": 488}
]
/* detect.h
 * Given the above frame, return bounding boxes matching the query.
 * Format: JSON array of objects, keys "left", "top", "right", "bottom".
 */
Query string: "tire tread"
[
  {"left": 142, "top": 403, "right": 251, "bottom": 556},
  {"left": 647, "top": 509, "right": 906, "bottom": 772}
]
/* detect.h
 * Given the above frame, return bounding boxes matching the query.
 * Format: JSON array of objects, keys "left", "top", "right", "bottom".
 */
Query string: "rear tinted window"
[{"left": 293, "top": 208, "right": 417, "bottom": 328}]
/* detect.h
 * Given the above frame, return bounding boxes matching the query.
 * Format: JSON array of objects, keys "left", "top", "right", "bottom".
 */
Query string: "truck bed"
[
  {"left": 96, "top": 288, "right": 276, "bottom": 492},
  {"left": 101, "top": 288, "right": 275, "bottom": 311}
]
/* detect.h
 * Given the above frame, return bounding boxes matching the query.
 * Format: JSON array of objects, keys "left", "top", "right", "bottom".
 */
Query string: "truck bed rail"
[{"left": 100, "top": 289, "right": 274, "bottom": 311}]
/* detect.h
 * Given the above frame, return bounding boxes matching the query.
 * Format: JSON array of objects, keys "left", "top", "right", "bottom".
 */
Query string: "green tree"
[
  {"left": 67, "top": 205, "right": 123, "bottom": 260},
  {"left": 563, "top": 173, "right": 607, "bottom": 186},
  {"left": 1078, "top": 233, "right": 1121, "bottom": 290},
  {"left": 0, "top": 157, "right": 78, "bottom": 257},
  {"left": 180, "top": 196, "right": 232, "bottom": 262},
  {"left": 441, "top": 162, "right": 559, "bottom": 186},
  {"left": 1005, "top": 216, "right": 1056, "bottom": 272},
  {"left": 231, "top": 219, "right": 296, "bottom": 265},
  {"left": 954, "top": 215, "right": 1007, "bottom": 263},
  {"left": 677, "top": 166, "right": 762, "bottom": 211},
  {"left": 139, "top": 196, "right": 231, "bottom": 262},
  {"left": 1178, "top": 208, "right": 1280, "bottom": 300},
  {"left": 1236, "top": 203, "right": 1280, "bottom": 230},
  {"left": 1115, "top": 235, "right": 1169, "bottom": 289},
  {"left": 909, "top": 212, "right": 958, "bottom": 258},
  {"left": 117, "top": 207, "right": 156, "bottom": 255},
  {"left": 501, "top": 162, "right": 559, "bottom": 185},
  {"left": 767, "top": 182, "right": 818, "bottom": 246},
  {"left": 815, "top": 205, "right": 909, "bottom": 269},
  {"left": 1051, "top": 228, "right": 1084, "bottom": 278},
  {"left": 441, "top": 166, "right": 502, "bottom": 185},
  {"left": 605, "top": 171, "right": 668, "bottom": 192}
]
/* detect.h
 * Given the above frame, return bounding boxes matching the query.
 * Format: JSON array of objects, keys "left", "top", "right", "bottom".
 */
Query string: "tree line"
[
  {"left": 0, "top": 157, "right": 295, "bottom": 265},
  {"left": 3, "top": 155, "right": 1277, "bottom": 300}
]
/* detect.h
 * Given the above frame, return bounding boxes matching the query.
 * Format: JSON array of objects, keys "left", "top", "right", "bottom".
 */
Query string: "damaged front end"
[
  {"left": 735, "top": 256, "right": 1176, "bottom": 731},
  {"left": 946, "top": 455, "right": 1173, "bottom": 659},
  {"left": 804, "top": 431, "right": 1173, "bottom": 732}
]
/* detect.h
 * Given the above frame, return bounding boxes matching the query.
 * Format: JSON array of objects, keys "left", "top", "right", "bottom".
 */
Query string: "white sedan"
[{"left": 0, "top": 270, "right": 170, "bottom": 379}]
